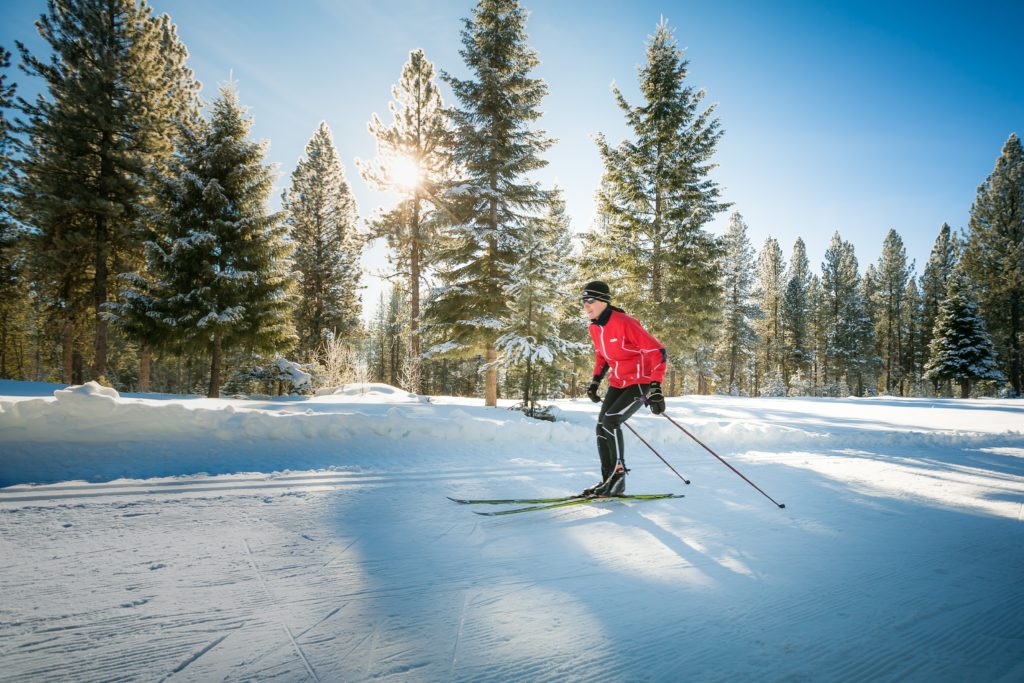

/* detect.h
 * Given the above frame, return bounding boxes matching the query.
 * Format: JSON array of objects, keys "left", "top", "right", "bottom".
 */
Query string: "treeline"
[{"left": 0, "top": 1, "right": 1020, "bottom": 404}]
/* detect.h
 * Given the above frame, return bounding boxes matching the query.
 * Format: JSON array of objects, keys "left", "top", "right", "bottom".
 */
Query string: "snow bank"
[{"left": 1, "top": 382, "right": 1022, "bottom": 488}]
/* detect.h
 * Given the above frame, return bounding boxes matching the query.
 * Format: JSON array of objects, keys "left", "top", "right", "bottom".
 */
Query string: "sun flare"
[{"left": 388, "top": 154, "right": 422, "bottom": 191}]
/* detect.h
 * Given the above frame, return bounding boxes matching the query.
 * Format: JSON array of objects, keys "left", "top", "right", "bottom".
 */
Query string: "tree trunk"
[
  {"left": 62, "top": 318, "right": 74, "bottom": 384},
  {"left": 208, "top": 332, "right": 222, "bottom": 398},
  {"left": 960, "top": 379, "right": 971, "bottom": 399},
  {"left": 485, "top": 344, "right": 498, "bottom": 407},
  {"left": 139, "top": 344, "right": 152, "bottom": 393},
  {"left": 409, "top": 195, "right": 422, "bottom": 393}
]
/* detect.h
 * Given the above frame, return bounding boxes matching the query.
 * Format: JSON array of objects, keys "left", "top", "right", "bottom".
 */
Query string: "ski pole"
[
  {"left": 660, "top": 413, "right": 786, "bottom": 509},
  {"left": 623, "top": 421, "right": 690, "bottom": 485}
]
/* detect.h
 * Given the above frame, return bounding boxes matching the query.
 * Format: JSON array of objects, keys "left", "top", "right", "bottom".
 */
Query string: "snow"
[{"left": 1, "top": 380, "right": 1023, "bottom": 681}]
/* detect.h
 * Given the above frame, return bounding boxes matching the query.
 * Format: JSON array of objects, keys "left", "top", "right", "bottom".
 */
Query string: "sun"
[{"left": 388, "top": 154, "right": 422, "bottom": 191}]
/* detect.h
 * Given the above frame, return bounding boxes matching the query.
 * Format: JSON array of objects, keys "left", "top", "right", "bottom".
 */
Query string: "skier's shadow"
[{"left": 554, "top": 501, "right": 760, "bottom": 587}]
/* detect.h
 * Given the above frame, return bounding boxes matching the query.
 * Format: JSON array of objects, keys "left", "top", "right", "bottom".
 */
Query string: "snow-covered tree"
[
  {"left": 754, "top": 237, "right": 786, "bottom": 390},
  {"left": 962, "top": 133, "right": 1024, "bottom": 395},
  {"left": 921, "top": 223, "right": 960, "bottom": 393},
  {"left": 495, "top": 188, "right": 585, "bottom": 408},
  {"left": 283, "top": 122, "right": 362, "bottom": 357},
  {"left": 428, "top": 0, "right": 554, "bottom": 406},
  {"left": 873, "top": 229, "right": 912, "bottom": 394},
  {"left": 591, "top": 19, "right": 728, "bottom": 364},
  {"left": 717, "top": 213, "right": 757, "bottom": 393},
  {"left": 15, "top": 0, "right": 199, "bottom": 380},
  {"left": 924, "top": 269, "right": 1005, "bottom": 397},
  {"left": 358, "top": 49, "right": 450, "bottom": 393},
  {"left": 132, "top": 86, "right": 293, "bottom": 398},
  {"left": 781, "top": 238, "right": 812, "bottom": 389},
  {"left": 901, "top": 276, "right": 925, "bottom": 394},
  {"left": 821, "top": 231, "right": 871, "bottom": 393}
]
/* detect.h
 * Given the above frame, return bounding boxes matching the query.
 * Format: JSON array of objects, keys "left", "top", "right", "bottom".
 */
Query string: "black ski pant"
[{"left": 596, "top": 383, "right": 648, "bottom": 481}]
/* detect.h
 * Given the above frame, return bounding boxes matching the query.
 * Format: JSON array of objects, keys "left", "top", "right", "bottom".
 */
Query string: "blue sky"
[{"left": 3, "top": 0, "right": 1022, "bottom": 312}]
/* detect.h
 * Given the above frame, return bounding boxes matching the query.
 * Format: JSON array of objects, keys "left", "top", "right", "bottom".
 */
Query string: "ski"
[
  {"left": 472, "top": 493, "right": 683, "bottom": 516},
  {"left": 448, "top": 493, "right": 680, "bottom": 505}
]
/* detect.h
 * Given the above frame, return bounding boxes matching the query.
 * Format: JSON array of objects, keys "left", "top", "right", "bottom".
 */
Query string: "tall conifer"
[
  {"left": 429, "top": 0, "right": 554, "bottom": 406},
  {"left": 284, "top": 122, "right": 361, "bottom": 357},
  {"left": 592, "top": 19, "right": 728, "bottom": 368},
  {"left": 962, "top": 133, "right": 1024, "bottom": 395}
]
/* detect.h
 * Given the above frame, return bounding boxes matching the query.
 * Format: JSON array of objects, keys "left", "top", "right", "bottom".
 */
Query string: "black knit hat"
[{"left": 581, "top": 280, "right": 611, "bottom": 303}]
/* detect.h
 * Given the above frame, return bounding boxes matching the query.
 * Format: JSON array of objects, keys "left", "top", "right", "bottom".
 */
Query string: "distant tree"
[
  {"left": 15, "top": 0, "right": 199, "bottom": 381},
  {"left": 134, "top": 86, "right": 293, "bottom": 398},
  {"left": 592, "top": 19, "right": 728, "bottom": 368},
  {"left": 901, "top": 276, "right": 925, "bottom": 394},
  {"left": 873, "top": 229, "right": 912, "bottom": 394},
  {"left": 753, "top": 236, "right": 785, "bottom": 391},
  {"left": 283, "top": 122, "right": 362, "bottom": 357},
  {"left": 921, "top": 223, "right": 960, "bottom": 393},
  {"left": 429, "top": 0, "right": 554, "bottom": 406},
  {"left": 358, "top": 48, "right": 450, "bottom": 393},
  {"left": 962, "top": 133, "right": 1024, "bottom": 395},
  {"left": 924, "top": 269, "right": 1004, "bottom": 397},
  {"left": 821, "top": 232, "right": 872, "bottom": 393},
  {"left": 717, "top": 213, "right": 757, "bottom": 393},
  {"left": 781, "top": 238, "right": 812, "bottom": 389}
]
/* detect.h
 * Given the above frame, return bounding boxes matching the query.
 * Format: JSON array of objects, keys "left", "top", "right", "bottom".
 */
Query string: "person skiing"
[{"left": 580, "top": 281, "right": 667, "bottom": 497}]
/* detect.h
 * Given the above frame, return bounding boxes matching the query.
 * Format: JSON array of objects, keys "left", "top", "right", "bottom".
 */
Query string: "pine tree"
[
  {"left": 872, "top": 229, "right": 911, "bottom": 394},
  {"left": 283, "top": 122, "right": 362, "bottom": 357},
  {"left": 753, "top": 237, "right": 786, "bottom": 391},
  {"left": 901, "top": 276, "right": 925, "bottom": 394},
  {"left": 821, "top": 232, "right": 867, "bottom": 393},
  {"left": 494, "top": 188, "right": 584, "bottom": 408},
  {"left": 592, "top": 19, "right": 728, "bottom": 366},
  {"left": 15, "top": 0, "right": 200, "bottom": 381},
  {"left": 921, "top": 223, "right": 960, "bottom": 393},
  {"left": 962, "top": 133, "right": 1024, "bottom": 395},
  {"left": 924, "top": 269, "right": 1004, "bottom": 397},
  {"left": 854, "top": 268, "right": 881, "bottom": 395},
  {"left": 358, "top": 49, "right": 450, "bottom": 394},
  {"left": 717, "top": 212, "right": 757, "bottom": 394},
  {"left": 781, "top": 238, "right": 812, "bottom": 389},
  {"left": 429, "top": 0, "right": 554, "bottom": 406},
  {"left": 136, "top": 86, "right": 293, "bottom": 398},
  {"left": 0, "top": 45, "right": 28, "bottom": 379}
]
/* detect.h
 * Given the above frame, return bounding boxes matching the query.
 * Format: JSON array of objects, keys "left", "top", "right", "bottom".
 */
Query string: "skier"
[{"left": 580, "top": 281, "right": 667, "bottom": 496}]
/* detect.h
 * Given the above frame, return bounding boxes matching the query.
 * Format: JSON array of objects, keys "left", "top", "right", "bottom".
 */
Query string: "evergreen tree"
[
  {"left": 781, "top": 238, "right": 812, "bottom": 389},
  {"left": 854, "top": 268, "right": 881, "bottom": 395},
  {"left": 873, "top": 229, "right": 912, "bottom": 393},
  {"left": 429, "top": 0, "right": 554, "bottom": 406},
  {"left": 131, "top": 86, "right": 293, "bottom": 398},
  {"left": 924, "top": 269, "right": 1005, "bottom": 397},
  {"left": 494, "top": 188, "right": 584, "bottom": 408},
  {"left": 283, "top": 122, "right": 362, "bottom": 357},
  {"left": 358, "top": 48, "right": 450, "bottom": 393},
  {"left": 592, "top": 19, "right": 728, "bottom": 364},
  {"left": 0, "top": 45, "right": 28, "bottom": 379},
  {"left": 753, "top": 236, "right": 786, "bottom": 391},
  {"left": 717, "top": 212, "right": 757, "bottom": 393},
  {"left": 15, "top": 0, "right": 199, "bottom": 381},
  {"left": 901, "top": 276, "right": 925, "bottom": 394},
  {"left": 821, "top": 232, "right": 865, "bottom": 393},
  {"left": 921, "top": 223, "right": 960, "bottom": 392},
  {"left": 962, "top": 133, "right": 1024, "bottom": 395}
]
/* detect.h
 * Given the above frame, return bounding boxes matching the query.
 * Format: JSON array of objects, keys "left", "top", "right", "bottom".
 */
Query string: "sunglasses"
[{"left": 580, "top": 296, "right": 601, "bottom": 305}]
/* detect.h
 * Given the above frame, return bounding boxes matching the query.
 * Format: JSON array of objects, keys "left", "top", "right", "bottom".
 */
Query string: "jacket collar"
[{"left": 590, "top": 305, "right": 614, "bottom": 327}]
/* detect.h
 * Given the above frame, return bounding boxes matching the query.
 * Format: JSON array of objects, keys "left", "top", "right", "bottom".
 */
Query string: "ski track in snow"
[{"left": 1, "top": 386, "right": 1023, "bottom": 681}]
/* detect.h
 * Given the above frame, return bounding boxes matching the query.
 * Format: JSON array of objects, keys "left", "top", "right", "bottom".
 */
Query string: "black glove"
[
  {"left": 586, "top": 378, "right": 602, "bottom": 403},
  {"left": 646, "top": 381, "right": 665, "bottom": 415}
]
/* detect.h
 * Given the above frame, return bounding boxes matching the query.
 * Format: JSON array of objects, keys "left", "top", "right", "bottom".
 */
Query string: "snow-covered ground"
[{"left": 1, "top": 380, "right": 1022, "bottom": 682}]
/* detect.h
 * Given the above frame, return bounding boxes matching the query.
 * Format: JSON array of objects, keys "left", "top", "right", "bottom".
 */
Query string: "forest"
[{"left": 0, "top": 0, "right": 1021, "bottom": 406}]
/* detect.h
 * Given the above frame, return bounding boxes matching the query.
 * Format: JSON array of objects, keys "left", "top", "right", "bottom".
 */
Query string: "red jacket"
[{"left": 590, "top": 308, "right": 667, "bottom": 388}]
